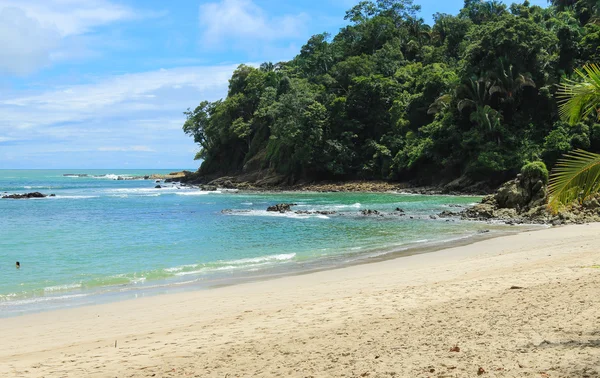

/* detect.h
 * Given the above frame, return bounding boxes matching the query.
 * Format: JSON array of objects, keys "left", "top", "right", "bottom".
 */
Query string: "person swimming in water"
[{"left": 15, "top": 261, "right": 20, "bottom": 269}]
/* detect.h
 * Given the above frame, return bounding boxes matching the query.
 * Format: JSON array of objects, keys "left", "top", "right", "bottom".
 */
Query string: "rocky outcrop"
[
  {"left": 267, "top": 203, "right": 297, "bottom": 213},
  {"left": 462, "top": 169, "right": 600, "bottom": 225},
  {"left": 2, "top": 192, "right": 50, "bottom": 199}
]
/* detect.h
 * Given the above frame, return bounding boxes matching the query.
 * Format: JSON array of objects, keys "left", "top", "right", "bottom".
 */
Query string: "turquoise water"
[{"left": 0, "top": 170, "right": 525, "bottom": 316}]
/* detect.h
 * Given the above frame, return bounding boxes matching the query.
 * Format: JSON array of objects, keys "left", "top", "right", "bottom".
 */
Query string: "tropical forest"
[{"left": 183, "top": 0, "right": 600, "bottom": 196}]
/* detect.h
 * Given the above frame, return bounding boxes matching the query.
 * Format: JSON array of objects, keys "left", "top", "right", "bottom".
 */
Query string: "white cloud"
[
  {"left": 0, "top": 0, "right": 136, "bottom": 75},
  {"left": 0, "top": 64, "right": 241, "bottom": 168},
  {"left": 199, "top": 0, "right": 308, "bottom": 50},
  {"left": 0, "top": 0, "right": 135, "bottom": 37},
  {"left": 1, "top": 65, "right": 239, "bottom": 127},
  {"left": 0, "top": 7, "right": 61, "bottom": 75}
]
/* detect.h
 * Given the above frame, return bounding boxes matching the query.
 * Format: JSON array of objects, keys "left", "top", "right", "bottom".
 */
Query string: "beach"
[{"left": 1, "top": 224, "right": 599, "bottom": 377}]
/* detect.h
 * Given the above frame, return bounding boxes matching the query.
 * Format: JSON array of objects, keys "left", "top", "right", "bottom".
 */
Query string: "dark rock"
[
  {"left": 267, "top": 203, "right": 297, "bottom": 213},
  {"left": 2, "top": 192, "right": 47, "bottom": 199},
  {"left": 395, "top": 208, "right": 404, "bottom": 212},
  {"left": 222, "top": 180, "right": 235, "bottom": 189},
  {"left": 438, "top": 210, "right": 459, "bottom": 218},
  {"left": 361, "top": 209, "right": 382, "bottom": 216},
  {"left": 155, "top": 185, "right": 162, "bottom": 189},
  {"left": 294, "top": 210, "right": 337, "bottom": 216},
  {"left": 49, "top": 194, "right": 56, "bottom": 197},
  {"left": 316, "top": 211, "right": 336, "bottom": 215},
  {"left": 117, "top": 176, "right": 124, "bottom": 181},
  {"left": 199, "top": 185, "right": 218, "bottom": 191},
  {"left": 221, "top": 209, "right": 250, "bottom": 214},
  {"left": 429, "top": 215, "right": 438, "bottom": 220}
]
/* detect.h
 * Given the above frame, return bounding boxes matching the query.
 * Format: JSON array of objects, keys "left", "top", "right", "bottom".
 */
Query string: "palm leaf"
[
  {"left": 427, "top": 94, "right": 452, "bottom": 114},
  {"left": 557, "top": 64, "right": 600, "bottom": 125},
  {"left": 548, "top": 149, "right": 600, "bottom": 212}
]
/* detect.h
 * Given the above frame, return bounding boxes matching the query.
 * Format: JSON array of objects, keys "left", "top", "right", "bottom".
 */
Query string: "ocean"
[{"left": 0, "top": 169, "right": 531, "bottom": 317}]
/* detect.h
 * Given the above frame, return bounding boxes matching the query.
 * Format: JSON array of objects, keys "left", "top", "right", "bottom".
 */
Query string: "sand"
[{"left": 1, "top": 224, "right": 600, "bottom": 377}]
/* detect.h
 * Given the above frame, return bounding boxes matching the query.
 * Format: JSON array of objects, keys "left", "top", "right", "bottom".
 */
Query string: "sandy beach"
[{"left": 1, "top": 224, "right": 599, "bottom": 377}]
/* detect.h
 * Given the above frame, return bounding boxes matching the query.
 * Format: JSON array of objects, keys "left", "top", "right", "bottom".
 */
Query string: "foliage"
[
  {"left": 557, "top": 64, "right": 600, "bottom": 124},
  {"left": 548, "top": 149, "right": 600, "bottom": 211},
  {"left": 182, "top": 0, "right": 600, "bottom": 185},
  {"left": 521, "top": 161, "right": 549, "bottom": 185}
]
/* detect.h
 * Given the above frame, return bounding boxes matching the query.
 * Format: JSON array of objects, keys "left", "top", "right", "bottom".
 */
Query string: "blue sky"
[{"left": 0, "top": 0, "right": 547, "bottom": 169}]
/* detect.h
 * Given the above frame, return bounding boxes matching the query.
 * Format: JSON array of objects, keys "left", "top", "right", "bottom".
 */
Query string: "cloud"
[
  {"left": 0, "top": 0, "right": 135, "bottom": 37},
  {"left": 0, "top": 0, "right": 136, "bottom": 75},
  {"left": 199, "top": 0, "right": 308, "bottom": 51},
  {"left": 0, "top": 64, "right": 241, "bottom": 168},
  {"left": 1, "top": 65, "right": 239, "bottom": 127},
  {"left": 0, "top": 7, "right": 61, "bottom": 75}
]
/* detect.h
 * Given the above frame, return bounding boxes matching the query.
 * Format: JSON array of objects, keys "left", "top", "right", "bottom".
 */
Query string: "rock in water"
[
  {"left": 267, "top": 203, "right": 297, "bottom": 213},
  {"left": 361, "top": 209, "right": 382, "bottom": 216},
  {"left": 2, "top": 192, "right": 48, "bottom": 199}
]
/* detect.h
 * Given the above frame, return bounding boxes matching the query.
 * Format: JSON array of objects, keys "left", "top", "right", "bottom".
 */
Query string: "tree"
[{"left": 182, "top": 0, "right": 600, "bottom": 188}]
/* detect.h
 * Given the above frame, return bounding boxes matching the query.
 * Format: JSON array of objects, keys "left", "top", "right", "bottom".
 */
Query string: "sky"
[{"left": 0, "top": 0, "right": 548, "bottom": 169}]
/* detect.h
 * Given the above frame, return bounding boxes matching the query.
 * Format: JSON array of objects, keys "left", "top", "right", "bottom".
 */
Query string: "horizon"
[{"left": 0, "top": 0, "right": 547, "bottom": 170}]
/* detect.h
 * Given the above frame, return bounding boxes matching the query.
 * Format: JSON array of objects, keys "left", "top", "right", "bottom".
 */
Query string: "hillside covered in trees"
[{"left": 183, "top": 0, "right": 600, "bottom": 189}]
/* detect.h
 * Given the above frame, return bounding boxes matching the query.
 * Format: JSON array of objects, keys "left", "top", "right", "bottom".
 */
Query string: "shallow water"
[{"left": 0, "top": 169, "right": 529, "bottom": 316}]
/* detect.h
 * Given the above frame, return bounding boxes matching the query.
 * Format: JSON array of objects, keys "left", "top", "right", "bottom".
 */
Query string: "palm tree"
[
  {"left": 556, "top": 64, "right": 600, "bottom": 125},
  {"left": 548, "top": 64, "right": 600, "bottom": 211}
]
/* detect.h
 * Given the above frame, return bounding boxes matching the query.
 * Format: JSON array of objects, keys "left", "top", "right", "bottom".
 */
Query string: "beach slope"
[{"left": 1, "top": 224, "right": 599, "bottom": 377}]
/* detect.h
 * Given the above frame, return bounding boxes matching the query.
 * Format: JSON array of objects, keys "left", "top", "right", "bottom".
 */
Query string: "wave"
[
  {"left": 44, "top": 283, "right": 83, "bottom": 292},
  {"left": 1, "top": 253, "right": 298, "bottom": 304},
  {"left": 92, "top": 174, "right": 135, "bottom": 180},
  {"left": 175, "top": 190, "right": 222, "bottom": 196},
  {"left": 51, "top": 195, "right": 100, "bottom": 199},
  {"left": 167, "top": 253, "right": 297, "bottom": 277},
  {"left": 0, "top": 293, "right": 90, "bottom": 307},
  {"left": 225, "top": 209, "right": 331, "bottom": 220}
]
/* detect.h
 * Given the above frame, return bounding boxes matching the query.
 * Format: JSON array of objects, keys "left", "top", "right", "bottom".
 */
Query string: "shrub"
[{"left": 521, "top": 161, "right": 549, "bottom": 185}]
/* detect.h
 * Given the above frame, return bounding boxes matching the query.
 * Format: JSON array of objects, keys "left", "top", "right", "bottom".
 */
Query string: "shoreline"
[
  {"left": 2, "top": 224, "right": 599, "bottom": 376},
  {"left": 1, "top": 221, "right": 538, "bottom": 318}
]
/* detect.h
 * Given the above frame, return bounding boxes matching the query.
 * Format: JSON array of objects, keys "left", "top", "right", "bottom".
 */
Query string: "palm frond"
[
  {"left": 548, "top": 149, "right": 600, "bottom": 212},
  {"left": 557, "top": 64, "right": 600, "bottom": 125},
  {"left": 516, "top": 74, "right": 535, "bottom": 90},
  {"left": 457, "top": 98, "right": 475, "bottom": 112},
  {"left": 427, "top": 94, "right": 452, "bottom": 115}
]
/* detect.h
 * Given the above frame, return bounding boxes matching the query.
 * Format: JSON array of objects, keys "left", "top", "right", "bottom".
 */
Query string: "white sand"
[{"left": 1, "top": 224, "right": 600, "bottom": 377}]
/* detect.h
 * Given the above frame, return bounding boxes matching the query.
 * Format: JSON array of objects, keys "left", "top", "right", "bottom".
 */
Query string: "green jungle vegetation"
[{"left": 183, "top": 0, "right": 600, "bottom": 189}]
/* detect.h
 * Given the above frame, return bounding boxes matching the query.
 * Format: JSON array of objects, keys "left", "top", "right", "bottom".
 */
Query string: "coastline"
[
  {"left": 2, "top": 224, "right": 599, "bottom": 377},
  {"left": 0, "top": 222, "right": 536, "bottom": 318}
]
